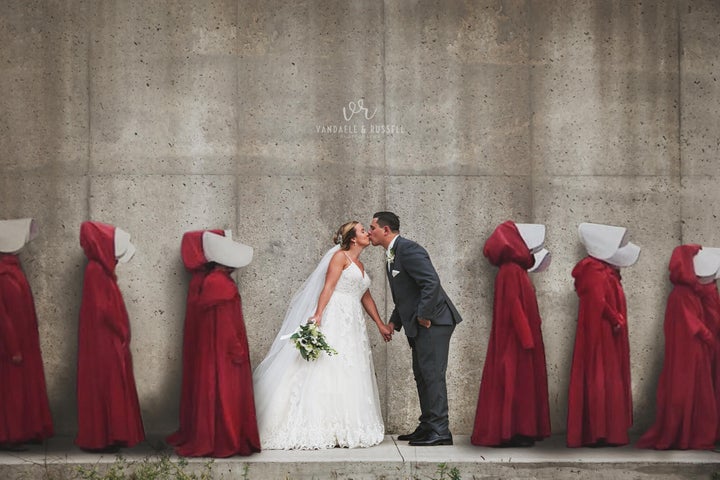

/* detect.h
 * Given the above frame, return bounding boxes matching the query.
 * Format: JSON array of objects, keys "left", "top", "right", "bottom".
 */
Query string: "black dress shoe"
[
  {"left": 397, "top": 426, "right": 429, "bottom": 441},
  {"left": 409, "top": 431, "right": 453, "bottom": 446}
]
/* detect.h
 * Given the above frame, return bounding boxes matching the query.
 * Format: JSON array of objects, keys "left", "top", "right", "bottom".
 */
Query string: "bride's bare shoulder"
[{"left": 330, "top": 250, "right": 351, "bottom": 269}]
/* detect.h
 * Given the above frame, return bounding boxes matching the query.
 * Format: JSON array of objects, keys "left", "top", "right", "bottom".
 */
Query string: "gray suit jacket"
[{"left": 386, "top": 236, "right": 462, "bottom": 338}]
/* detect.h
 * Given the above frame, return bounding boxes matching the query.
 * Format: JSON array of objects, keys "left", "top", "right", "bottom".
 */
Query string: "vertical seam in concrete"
[
  {"left": 676, "top": 0, "right": 684, "bottom": 244},
  {"left": 85, "top": 1, "right": 93, "bottom": 218},
  {"left": 235, "top": 0, "right": 241, "bottom": 235},
  {"left": 527, "top": 0, "right": 535, "bottom": 222}
]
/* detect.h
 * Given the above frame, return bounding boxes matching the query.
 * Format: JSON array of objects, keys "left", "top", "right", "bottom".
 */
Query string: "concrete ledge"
[{"left": 2, "top": 435, "right": 719, "bottom": 479}]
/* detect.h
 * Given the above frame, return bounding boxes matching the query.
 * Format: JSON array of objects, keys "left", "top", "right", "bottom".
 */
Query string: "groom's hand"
[{"left": 417, "top": 318, "right": 431, "bottom": 329}]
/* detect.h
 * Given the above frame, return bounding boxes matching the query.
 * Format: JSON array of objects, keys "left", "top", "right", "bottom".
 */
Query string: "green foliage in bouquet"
[{"left": 289, "top": 322, "right": 338, "bottom": 361}]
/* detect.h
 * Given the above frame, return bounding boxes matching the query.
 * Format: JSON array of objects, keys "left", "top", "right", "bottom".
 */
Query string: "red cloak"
[
  {"left": 567, "top": 256, "right": 632, "bottom": 447},
  {"left": 0, "top": 254, "right": 53, "bottom": 443},
  {"left": 166, "top": 230, "right": 218, "bottom": 448},
  {"left": 697, "top": 281, "right": 720, "bottom": 441},
  {"left": 471, "top": 221, "right": 551, "bottom": 446},
  {"left": 168, "top": 235, "right": 260, "bottom": 457},
  {"left": 637, "top": 245, "right": 717, "bottom": 450},
  {"left": 75, "top": 221, "right": 144, "bottom": 449},
  {"left": 167, "top": 230, "right": 236, "bottom": 453}
]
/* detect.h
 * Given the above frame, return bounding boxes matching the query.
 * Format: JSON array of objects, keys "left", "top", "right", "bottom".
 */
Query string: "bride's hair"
[{"left": 334, "top": 221, "right": 359, "bottom": 250}]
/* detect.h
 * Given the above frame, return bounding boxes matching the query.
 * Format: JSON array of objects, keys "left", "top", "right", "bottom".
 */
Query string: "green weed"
[
  {"left": 432, "top": 463, "right": 461, "bottom": 480},
  {"left": 75, "top": 455, "right": 214, "bottom": 480}
]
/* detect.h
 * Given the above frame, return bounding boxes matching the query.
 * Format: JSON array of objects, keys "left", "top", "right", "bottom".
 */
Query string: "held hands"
[{"left": 377, "top": 322, "right": 393, "bottom": 342}]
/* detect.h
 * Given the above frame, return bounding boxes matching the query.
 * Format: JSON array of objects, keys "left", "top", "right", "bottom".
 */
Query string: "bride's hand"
[{"left": 308, "top": 314, "right": 322, "bottom": 326}]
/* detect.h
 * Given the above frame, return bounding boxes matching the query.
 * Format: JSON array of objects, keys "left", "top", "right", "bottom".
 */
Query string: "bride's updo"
[{"left": 334, "top": 221, "right": 358, "bottom": 250}]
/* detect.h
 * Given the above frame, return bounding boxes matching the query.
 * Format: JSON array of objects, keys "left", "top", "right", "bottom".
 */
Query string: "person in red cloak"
[
  {"left": 471, "top": 221, "right": 551, "bottom": 447},
  {"left": 168, "top": 230, "right": 260, "bottom": 457},
  {"left": 166, "top": 229, "right": 226, "bottom": 450},
  {"left": 0, "top": 218, "right": 53, "bottom": 448},
  {"left": 637, "top": 245, "right": 720, "bottom": 450},
  {"left": 567, "top": 222, "right": 640, "bottom": 448},
  {"left": 76, "top": 221, "right": 145, "bottom": 451}
]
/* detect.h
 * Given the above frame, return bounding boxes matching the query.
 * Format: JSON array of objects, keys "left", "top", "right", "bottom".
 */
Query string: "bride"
[{"left": 253, "top": 221, "right": 393, "bottom": 449}]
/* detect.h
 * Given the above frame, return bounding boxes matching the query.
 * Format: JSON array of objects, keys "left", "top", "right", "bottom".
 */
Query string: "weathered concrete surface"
[
  {"left": 681, "top": 0, "right": 720, "bottom": 176},
  {"left": 0, "top": 0, "right": 89, "bottom": 175},
  {"left": 384, "top": 0, "right": 531, "bottom": 176},
  {"left": 1, "top": 0, "right": 720, "bottom": 441},
  {"left": 236, "top": 1, "right": 385, "bottom": 177},
  {"left": 89, "top": 1, "right": 239, "bottom": 175},
  {"left": 530, "top": 0, "right": 679, "bottom": 177}
]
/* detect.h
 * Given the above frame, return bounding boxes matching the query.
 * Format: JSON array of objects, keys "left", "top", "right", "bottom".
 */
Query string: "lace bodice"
[{"left": 333, "top": 259, "right": 371, "bottom": 297}]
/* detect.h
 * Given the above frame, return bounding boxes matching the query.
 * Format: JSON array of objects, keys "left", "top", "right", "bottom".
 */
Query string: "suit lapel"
[
  {"left": 385, "top": 237, "right": 400, "bottom": 290},
  {"left": 387, "top": 237, "right": 400, "bottom": 289}
]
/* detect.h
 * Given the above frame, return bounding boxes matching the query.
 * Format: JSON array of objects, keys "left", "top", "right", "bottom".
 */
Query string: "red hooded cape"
[
  {"left": 0, "top": 254, "right": 53, "bottom": 443},
  {"left": 637, "top": 245, "right": 717, "bottom": 450},
  {"left": 567, "top": 256, "right": 631, "bottom": 447},
  {"left": 167, "top": 231, "right": 260, "bottom": 457},
  {"left": 471, "top": 221, "right": 551, "bottom": 446},
  {"left": 75, "top": 221, "right": 144, "bottom": 449}
]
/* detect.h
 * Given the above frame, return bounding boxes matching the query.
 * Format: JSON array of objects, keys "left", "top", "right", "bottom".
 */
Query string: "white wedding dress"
[{"left": 253, "top": 247, "right": 385, "bottom": 449}]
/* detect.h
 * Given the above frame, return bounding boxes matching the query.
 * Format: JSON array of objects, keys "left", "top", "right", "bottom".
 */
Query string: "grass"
[
  {"left": 14, "top": 454, "right": 217, "bottom": 480},
  {"left": 76, "top": 455, "right": 215, "bottom": 480}
]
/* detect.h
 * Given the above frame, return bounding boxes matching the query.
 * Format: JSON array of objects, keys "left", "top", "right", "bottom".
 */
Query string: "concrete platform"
[{"left": 1, "top": 435, "right": 720, "bottom": 479}]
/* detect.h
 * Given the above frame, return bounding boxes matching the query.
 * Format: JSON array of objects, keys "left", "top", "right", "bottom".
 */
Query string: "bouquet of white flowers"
[{"left": 288, "top": 322, "right": 338, "bottom": 361}]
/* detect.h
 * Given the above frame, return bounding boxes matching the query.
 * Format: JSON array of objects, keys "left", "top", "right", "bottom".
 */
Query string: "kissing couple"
[{"left": 253, "top": 211, "right": 463, "bottom": 450}]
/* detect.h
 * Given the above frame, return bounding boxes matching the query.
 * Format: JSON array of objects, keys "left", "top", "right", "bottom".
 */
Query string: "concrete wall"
[{"left": 1, "top": 0, "right": 718, "bottom": 437}]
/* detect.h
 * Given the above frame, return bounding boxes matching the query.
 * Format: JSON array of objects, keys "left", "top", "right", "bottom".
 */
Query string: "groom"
[{"left": 369, "top": 211, "right": 462, "bottom": 446}]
